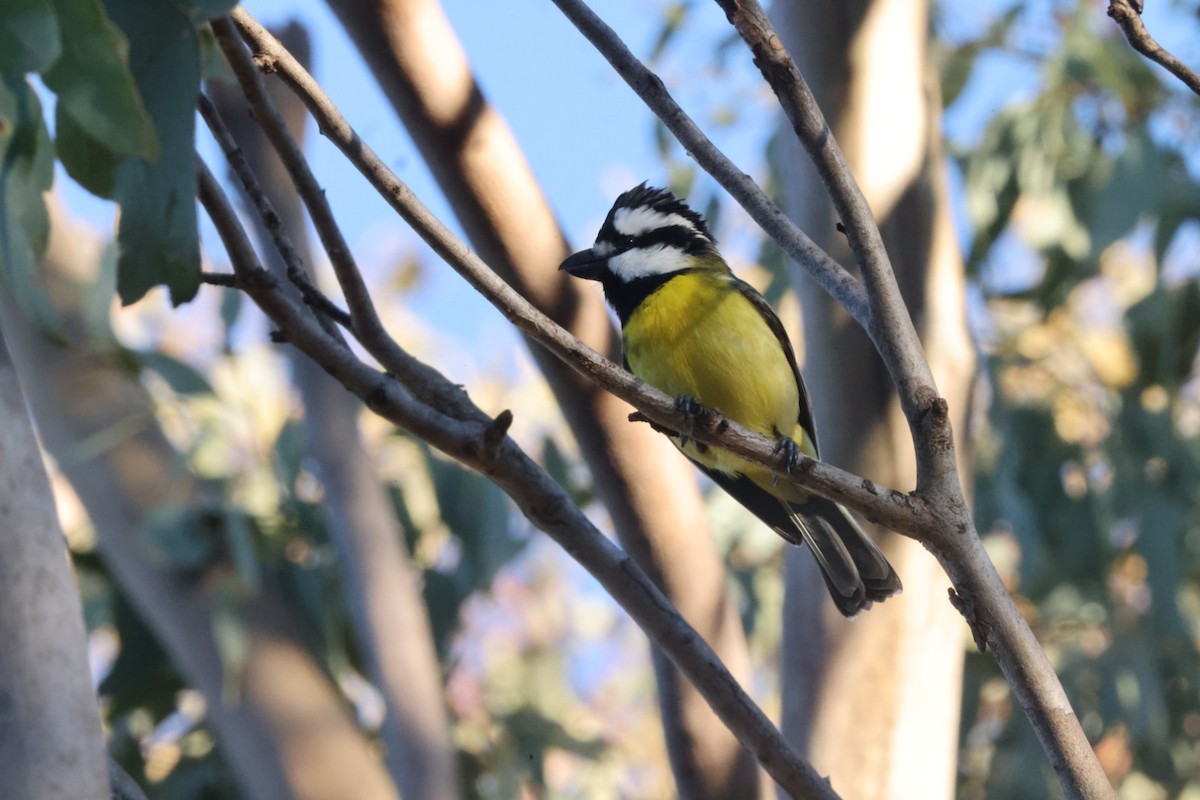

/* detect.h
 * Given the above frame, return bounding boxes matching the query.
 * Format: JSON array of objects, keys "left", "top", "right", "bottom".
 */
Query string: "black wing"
[{"left": 729, "top": 276, "right": 819, "bottom": 456}]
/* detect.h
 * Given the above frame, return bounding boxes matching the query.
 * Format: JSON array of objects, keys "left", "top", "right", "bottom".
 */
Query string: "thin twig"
[
  {"left": 199, "top": 271, "right": 241, "bottom": 288},
  {"left": 197, "top": 94, "right": 352, "bottom": 339},
  {"left": 548, "top": 0, "right": 868, "bottom": 325},
  {"left": 1107, "top": 0, "right": 1200, "bottom": 96},
  {"left": 209, "top": 19, "right": 391, "bottom": 345},
  {"left": 225, "top": 8, "right": 929, "bottom": 535},
  {"left": 195, "top": 159, "right": 843, "bottom": 800}
]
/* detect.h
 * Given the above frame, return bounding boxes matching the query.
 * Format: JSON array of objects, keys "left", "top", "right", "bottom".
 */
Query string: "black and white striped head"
[{"left": 560, "top": 184, "right": 719, "bottom": 289}]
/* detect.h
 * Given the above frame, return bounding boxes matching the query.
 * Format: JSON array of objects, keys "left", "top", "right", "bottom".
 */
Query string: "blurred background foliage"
[
  {"left": 6, "top": 0, "right": 1200, "bottom": 797},
  {"left": 945, "top": 3, "right": 1200, "bottom": 799}
]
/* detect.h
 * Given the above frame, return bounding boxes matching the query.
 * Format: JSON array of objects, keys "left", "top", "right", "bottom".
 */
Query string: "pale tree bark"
[
  {"left": 316, "top": 2, "right": 760, "bottom": 796},
  {"left": 0, "top": 323, "right": 109, "bottom": 800},
  {"left": 0, "top": 207, "right": 401, "bottom": 800},
  {"left": 208, "top": 23, "right": 458, "bottom": 800},
  {"left": 773, "top": 1, "right": 973, "bottom": 798}
]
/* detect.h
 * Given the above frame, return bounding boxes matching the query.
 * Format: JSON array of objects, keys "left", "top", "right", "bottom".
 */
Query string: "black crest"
[{"left": 600, "top": 182, "right": 715, "bottom": 245}]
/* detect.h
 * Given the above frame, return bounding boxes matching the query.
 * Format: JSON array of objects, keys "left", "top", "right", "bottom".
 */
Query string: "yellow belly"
[{"left": 623, "top": 272, "right": 815, "bottom": 499}]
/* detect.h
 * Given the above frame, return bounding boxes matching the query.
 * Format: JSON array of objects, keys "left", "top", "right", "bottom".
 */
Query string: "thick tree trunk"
[
  {"left": 322, "top": 2, "right": 759, "bottom": 796},
  {"left": 0, "top": 323, "right": 109, "bottom": 800},
  {"left": 209, "top": 25, "right": 458, "bottom": 800},
  {"left": 1, "top": 207, "right": 401, "bottom": 800},
  {"left": 772, "top": 1, "right": 974, "bottom": 798}
]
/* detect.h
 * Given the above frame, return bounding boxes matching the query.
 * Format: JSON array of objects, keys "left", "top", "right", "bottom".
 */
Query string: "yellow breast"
[{"left": 623, "top": 272, "right": 814, "bottom": 493}]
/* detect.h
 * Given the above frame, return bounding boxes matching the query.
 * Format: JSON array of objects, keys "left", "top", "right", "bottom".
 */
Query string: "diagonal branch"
[
  {"left": 709, "top": 2, "right": 1115, "bottom": 799},
  {"left": 197, "top": 94, "right": 351, "bottom": 340},
  {"left": 223, "top": 8, "right": 927, "bottom": 536},
  {"left": 208, "top": 19, "right": 410, "bottom": 365},
  {"left": 1107, "top": 0, "right": 1200, "bottom": 96},
  {"left": 710, "top": 0, "right": 951, "bottom": 493},
  {"left": 548, "top": 0, "right": 868, "bottom": 325},
  {"left": 219, "top": 7, "right": 1115, "bottom": 798},
  {"left": 195, "top": 159, "right": 841, "bottom": 800},
  {"left": 205, "top": 39, "right": 460, "bottom": 797}
]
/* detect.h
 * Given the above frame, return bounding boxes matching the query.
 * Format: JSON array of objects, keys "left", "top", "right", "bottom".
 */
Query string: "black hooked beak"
[{"left": 559, "top": 248, "right": 608, "bottom": 281}]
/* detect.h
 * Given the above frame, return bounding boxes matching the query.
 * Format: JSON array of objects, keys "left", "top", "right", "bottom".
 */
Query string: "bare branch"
[
  {"left": 219, "top": 10, "right": 1112, "bottom": 798},
  {"left": 200, "top": 270, "right": 242, "bottom": 288},
  {"left": 709, "top": 3, "right": 1116, "bottom": 798},
  {"left": 710, "top": 0, "right": 951, "bottom": 491},
  {"left": 209, "top": 19, "right": 396, "bottom": 348},
  {"left": 197, "top": 94, "right": 352, "bottom": 336},
  {"left": 195, "top": 160, "right": 842, "bottom": 800},
  {"left": 233, "top": 16, "right": 768, "bottom": 788},
  {"left": 225, "top": 8, "right": 927, "bottom": 536},
  {"left": 549, "top": 0, "right": 868, "bottom": 325},
  {"left": 206, "top": 45, "right": 460, "bottom": 797},
  {"left": 1108, "top": 0, "right": 1200, "bottom": 96}
]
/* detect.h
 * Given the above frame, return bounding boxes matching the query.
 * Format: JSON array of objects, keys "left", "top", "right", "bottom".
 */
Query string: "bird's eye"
[{"left": 618, "top": 234, "right": 636, "bottom": 250}]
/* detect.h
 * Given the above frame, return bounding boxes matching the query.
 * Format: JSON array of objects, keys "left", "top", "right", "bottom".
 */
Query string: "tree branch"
[
  {"left": 197, "top": 94, "right": 353, "bottom": 336},
  {"left": 195, "top": 160, "right": 841, "bottom": 800},
  {"left": 710, "top": 0, "right": 952, "bottom": 494},
  {"left": 223, "top": 8, "right": 1113, "bottom": 798},
  {"left": 548, "top": 0, "right": 869, "bottom": 325},
  {"left": 205, "top": 39, "right": 461, "bottom": 797},
  {"left": 708, "top": 2, "right": 1115, "bottom": 798},
  {"left": 1107, "top": 0, "right": 1200, "bottom": 96},
  {"left": 209, "top": 19, "right": 403, "bottom": 355},
  {"left": 225, "top": 8, "right": 927, "bottom": 536}
]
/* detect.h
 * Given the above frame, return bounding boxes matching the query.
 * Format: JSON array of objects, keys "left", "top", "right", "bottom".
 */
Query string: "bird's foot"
[
  {"left": 771, "top": 435, "right": 802, "bottom": 486},
  {"left": 674, "top": 395, "right": 723, "bottom": 451}
]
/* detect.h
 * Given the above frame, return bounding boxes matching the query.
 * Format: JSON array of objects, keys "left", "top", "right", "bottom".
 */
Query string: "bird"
[{"left": 559, "top": 183, "right": 901, "bottom": 616}]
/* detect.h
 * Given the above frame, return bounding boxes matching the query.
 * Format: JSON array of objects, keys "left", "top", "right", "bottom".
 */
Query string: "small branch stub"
[
  {"left": 948, "top": 587, "right": 990, "bottom": 653},
  {"left": 482, "top": 409, "right": 514, "bottom": 461}
]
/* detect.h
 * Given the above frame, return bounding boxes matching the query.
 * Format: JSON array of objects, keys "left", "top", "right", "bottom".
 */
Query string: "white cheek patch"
[
  {"left": 613, "top": 206, "right": 699, "bottom": 238},
  {"left": 608, "top": 244, "right": 690, "bottom": 281}
]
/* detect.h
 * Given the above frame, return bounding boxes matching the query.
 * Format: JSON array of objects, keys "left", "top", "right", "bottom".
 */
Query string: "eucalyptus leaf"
[
  {"left": 0, "top": 0, "right": 60, "bottom": 76},
  {"left": 42, "top": 0, "right": 157, "bottom": 160},
  {"left": 0, "top": 75, "right": 60, "bottom": 335},
  {"left": 103, "top": 0, "right": 202, "bottom": 305},
  {"left": 137, "top": 350, "right": 214, "bottom": 395},
  {"left": 54, "top": 103, "right": 119, "bottom": 198}
]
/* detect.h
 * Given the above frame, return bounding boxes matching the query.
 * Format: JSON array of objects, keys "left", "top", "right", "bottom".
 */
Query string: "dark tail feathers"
[{"left": 785, "top": 495, "right": 902, "bottom": 617}]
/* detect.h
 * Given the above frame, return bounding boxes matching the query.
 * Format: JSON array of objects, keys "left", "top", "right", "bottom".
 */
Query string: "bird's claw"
[
  {"left": 674, "top": 395, "right": 721, "bottom": 452},
  {"left": 772, "top": 436, "right": 803, "bottom": 485}
]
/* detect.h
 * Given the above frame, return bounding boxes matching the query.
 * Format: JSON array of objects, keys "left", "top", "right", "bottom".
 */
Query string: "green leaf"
[
  {"left": 211, "top": 578, "right": 249, "bottom": 704},
  {"left": 41, "top": 0, "right": 156, "bottom": 161},
  {"left": 1076, "top": 132, "right": 1170, "bottom": 259},
  {"left": 137, "top": 350, "right": 213, "bottom": 395},
  {"left": 0, "top": 75, "right": 60, "bottom": 335},
  {"left": 144, "top": 505, "right": 222, "bottom": 571},
  {"left": 413, "top": 445, "right": 527, "bottom": 657},
  {"left": 647, "top": 2, "right": 689, "bottom": 63},
  {"left": 100, "top": 593, "right": 184, "bottom": 718},
  {"left": 222, "top": 509, "right": 261, "bottom": 592},
  {"left": 938, "top": 5, "right": 1020, "bottom": 108},
  {"left": 0, "top": 0, "right": 61, "bottom": 76},
  {"left": 54, "top": 103, "right": 119, "bottom": 197},
  {"left": 102, "top": 0, "right": 202, "bottom": 305},
  {"left": 197, "top": 23, "right": 234, "bottom": 83}
]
